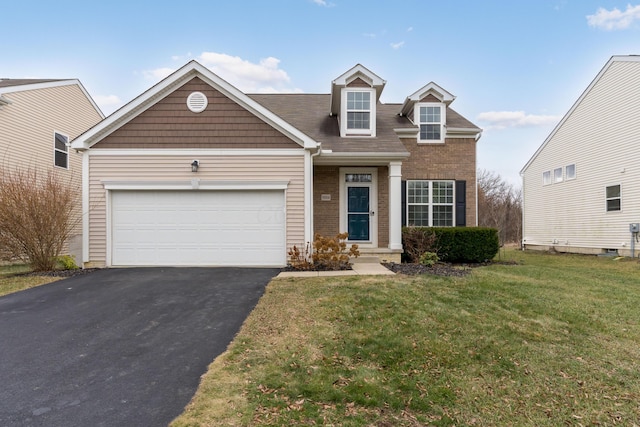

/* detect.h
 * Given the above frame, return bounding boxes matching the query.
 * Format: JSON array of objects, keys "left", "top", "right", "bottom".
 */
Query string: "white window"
[
  {"left": 407, "top": 180, "right": 454, "bottom": 227},
  {"left": 341, "top": 88, "right": 376, "bottom": 136},
  {"left": 543, "top": 171, "right": 551, "bottom": 185},
  {"left": 566, "top": 164, "right": 576, "bottom": 180},
  {"left": 553, "top": 167, "right": 563, "bottom": 183},
  {"left": 54, "top": 132, "right": 69, "bottom": 169},
  {"left": 416, "top": 103, "right": 445, "bottom": 143},
  {"left": 606, "top": 185, "right": 621, "bottom": 212}
]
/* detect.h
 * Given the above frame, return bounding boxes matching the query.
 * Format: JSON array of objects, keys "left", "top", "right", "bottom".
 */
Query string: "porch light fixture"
[{"left": 191, "top": 160, "right": 199, "bottom": 172}]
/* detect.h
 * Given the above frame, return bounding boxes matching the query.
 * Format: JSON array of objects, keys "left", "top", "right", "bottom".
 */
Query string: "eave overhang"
[
  {"left": 313, "top": 151, "right": 409, "bottom": 166},
  {"left": 72, "top": 60, "right": 318, "bottom": 152},
  {"left": 400, "top": 82, "right": 456, "bottom": 117},
  {"left": 330, "top": 64, "right": 386, "bottom": 115}
]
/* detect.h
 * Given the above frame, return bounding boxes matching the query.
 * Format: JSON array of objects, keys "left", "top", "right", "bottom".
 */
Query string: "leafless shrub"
[
  {"left": 0, "top": 167, "right": 79, "bottom": 271},
  {"left": 477, "top": 169, "right": 522, "bottom": 245},
  {"left": 402, "top": 227, "right": 439, "bottom": 263}
]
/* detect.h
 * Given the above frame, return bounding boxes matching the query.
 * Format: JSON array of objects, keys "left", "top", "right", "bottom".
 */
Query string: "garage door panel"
[{"left": 111, "top": 190, "right": 286, "bottom": 266}]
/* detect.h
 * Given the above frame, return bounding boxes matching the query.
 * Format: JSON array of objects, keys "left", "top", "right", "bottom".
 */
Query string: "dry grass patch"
[{"left": 0, "top": 264, "right": 61, "bottom": 297}]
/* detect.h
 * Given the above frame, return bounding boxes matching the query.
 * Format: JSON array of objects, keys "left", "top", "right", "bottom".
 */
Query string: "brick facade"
[{"left": 400, "top": 137, "right": 477, "bottom": 226}]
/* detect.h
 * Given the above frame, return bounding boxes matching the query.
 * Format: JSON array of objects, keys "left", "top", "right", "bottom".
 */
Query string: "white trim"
[
  {"left": 401, "top": 81, "right": 456, "bottom": 116},
  {"left": 406, "top": 179, "right": 456, "bottom": 227},
  {"left": 53, "top": 130, "right": 70, "bottom": 170},
  {"left": 330, "top": 64, "right": 386, "bottom": 115},
  {"left": 388, "top": 161, "right": 403, "bottom": 251},
  {"left": 415, "top": 103, "right": 446, "bottom": 144},
  {"left": 71, "top": 61, "right": 316, "bottom": 151},
  {"left": 340, "top": 87, "right": 377, "bottom": 137},
  {"left": 81, "top": 152, "right": 90, "bottom": 265},
  {"left": 85, "top": 148, "right": 305, "bottom": 156},
  {"left": 314, "top": 151, "right": 409, "bottom": 166},
  {"left": 304, "top": 150, "right": 314, "bottom": 245},
  {"left": 339, "top": 167, "right": 378, "bottom": 248},
  {"left": 106, "top": 190, "right": 112, "bottom": 267},
  {"left": 102, "top": 180, "right": 289, "bottom": 191}
]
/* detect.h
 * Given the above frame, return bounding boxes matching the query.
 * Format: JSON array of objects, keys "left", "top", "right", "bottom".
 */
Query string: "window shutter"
[
  {"left": 401, "top": 180, "right": 407, "bottom": 227},
  {"left": 455, "top": 180, "right": 466, "bottom": 227}
]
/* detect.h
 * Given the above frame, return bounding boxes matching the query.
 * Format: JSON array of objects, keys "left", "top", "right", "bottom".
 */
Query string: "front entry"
[{"left": 340, "top": 168, "right": 378, "bottom": 247}]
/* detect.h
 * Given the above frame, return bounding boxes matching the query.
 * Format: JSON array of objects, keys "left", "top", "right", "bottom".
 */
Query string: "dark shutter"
[
  {"left": 455, "top": 180, "right": 466, "bottom": 227},
  {"left": 401, "top": 180, "right": 407, "bottom": 227}
]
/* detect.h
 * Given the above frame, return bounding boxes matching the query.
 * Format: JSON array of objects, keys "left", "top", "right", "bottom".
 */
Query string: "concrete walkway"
[{"left": 277, "top": 262, "right": 395, "bottom": 278}]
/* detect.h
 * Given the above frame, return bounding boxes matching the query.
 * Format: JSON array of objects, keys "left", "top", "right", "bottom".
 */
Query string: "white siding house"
[{"left": 521, "top": 55, "right": 640, "bottom": 256}]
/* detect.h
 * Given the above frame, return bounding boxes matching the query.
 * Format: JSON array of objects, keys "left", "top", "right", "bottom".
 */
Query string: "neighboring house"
[
  {"left": 72, "top": 61, "right": 481, "bottom": 268},
  {"left": 521, "top": 55, "right": 640, "bottom": 257},
  {"left": 0, "top": 79, "right": 104, "bottom": 261}
]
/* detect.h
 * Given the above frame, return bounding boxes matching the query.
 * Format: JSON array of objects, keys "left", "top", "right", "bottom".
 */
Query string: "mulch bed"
[{"left": 383, "top": 262, "right": 471, "bottom": 277}]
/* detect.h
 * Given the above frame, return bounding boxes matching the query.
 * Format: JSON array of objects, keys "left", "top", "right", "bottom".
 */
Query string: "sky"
[{"left": 2, "top": 1, "right": 639, "bottom": 185}]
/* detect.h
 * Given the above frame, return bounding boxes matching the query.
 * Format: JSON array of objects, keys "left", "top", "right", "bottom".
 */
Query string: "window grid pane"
[
  {"left": 347, "top": 112, "right": 370, "bottom": 129},
  {"left": 408, "top": 205, "right": 429, "bottom": 226},
  {"left": 432, "top": 205, "right": 453, "bottom": 227},
  {"left": 407, "top": 180, "right": 454, "bottom": 227}
]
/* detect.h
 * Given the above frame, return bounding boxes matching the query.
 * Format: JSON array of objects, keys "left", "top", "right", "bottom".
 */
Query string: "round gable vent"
[{"left": 187, "top": 91, "right": 208, "bottom": 113}]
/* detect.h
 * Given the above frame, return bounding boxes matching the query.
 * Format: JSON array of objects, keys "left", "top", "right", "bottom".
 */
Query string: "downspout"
[{"left": 307, "top": 142, "right": 322, "bottom": 250}]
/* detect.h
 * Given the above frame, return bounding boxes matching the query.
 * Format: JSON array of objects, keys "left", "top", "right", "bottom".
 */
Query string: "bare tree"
[
  {"left": 0, "top": 167, "right": 79, "bottom": 271},
  {"left": 477, "top": 169, "right": 522, "bottom": 245}
]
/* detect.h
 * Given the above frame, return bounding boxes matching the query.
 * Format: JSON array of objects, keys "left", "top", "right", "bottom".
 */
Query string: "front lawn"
[{"left": 171, "top": 250, "right": 640, "bottom": 426}]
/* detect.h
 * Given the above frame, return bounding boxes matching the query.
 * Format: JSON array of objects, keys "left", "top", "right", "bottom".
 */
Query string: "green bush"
[
  {"left": 419, "top": 251, "right": 439, "bottom": 267},
  {"left": 402, "top": 227, "right": 499, "bottom": 263},
  {"left": 56, "top": 255, "right": 79, "bottom": 270}
]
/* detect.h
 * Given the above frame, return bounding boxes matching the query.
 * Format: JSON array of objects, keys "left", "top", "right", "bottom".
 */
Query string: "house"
[
  {"left": 71, "top": 61, "right": 481, "bottom": 268},
  {"left": 0, "top": 79, "right": 104, "bottom": 261},
  {"left": 521, "top": 55, "right": 640, "bottom": 257}
]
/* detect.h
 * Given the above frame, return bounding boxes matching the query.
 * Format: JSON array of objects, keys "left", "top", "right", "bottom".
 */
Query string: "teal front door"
[{"left": 347, "top": 186, "right": 370, "bottom": 241}]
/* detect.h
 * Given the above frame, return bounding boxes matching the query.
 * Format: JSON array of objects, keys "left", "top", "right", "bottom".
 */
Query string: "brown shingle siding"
[{"left": 94, "top": 77, "right": 300, "bottom": 149}]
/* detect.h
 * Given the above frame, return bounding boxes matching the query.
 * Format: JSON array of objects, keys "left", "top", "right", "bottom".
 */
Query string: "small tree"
[
  {"left": 0, "top": 167, "right": 79, "bottom": 271},
  {"left": 477, "top": 169, "right": 522, "bottom": 245}
]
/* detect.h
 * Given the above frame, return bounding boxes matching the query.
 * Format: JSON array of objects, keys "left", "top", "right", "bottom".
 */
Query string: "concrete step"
[{"left": 350, "top": 255, "right": 381, "bottom": 264}]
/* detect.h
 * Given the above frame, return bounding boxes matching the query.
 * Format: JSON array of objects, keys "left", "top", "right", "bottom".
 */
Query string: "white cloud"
[
  {"left": 312, "top": 0, "right": 334, "bottom": 6},
  {"left": 93, "top": 94, "right": 121, "bottom": 106},
  {"left": 362, "top": 32, "right": 376, "bottom": 38},
  {"left": 586, "top": 4, "right": 640, "bottom": 30},
  {"left": 390, "top": 41, "right": 405, "bottom": 49},
  {"left": 141, "top": 52, "right": 302, "bottom": 93},
  {"left": 407, "top": 26, "right": 413, "bottom": 32},
  {"left": 198, "top": 52, "right": 301, "bottom": 92},
  {"left": 476, "top": 111, "right": 561, "bottom": 130},
  {"left": 142, "top": 67, "right": 175, "bottom": 81}
]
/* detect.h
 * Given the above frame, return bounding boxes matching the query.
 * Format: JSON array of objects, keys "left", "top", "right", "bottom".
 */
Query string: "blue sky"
[{"left": 2, "top": 1, "right": 639, "bottom": 184}]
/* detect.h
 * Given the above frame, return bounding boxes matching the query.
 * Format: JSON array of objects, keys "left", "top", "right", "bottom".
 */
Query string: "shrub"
[
  {"left": 0, "top": 167, "right": 79, "bottom": 271},
  {"left": 56, "top": 255, "right": 79, "bottom": 270},
  {"left": 287, "top": 233, "right": 360, "bottom": 271},
  {"left": 402, "top": 227, "right": 499, "bottom": 263},
  {"left": 402, "top": 227, "right": 439, "bottom": 263},
  {"left": 419, "top": 251, "right": 439, "bottom": 267}
]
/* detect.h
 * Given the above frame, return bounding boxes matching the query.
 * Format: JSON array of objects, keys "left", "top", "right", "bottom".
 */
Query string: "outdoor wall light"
[{"left": 191, "top": 160, "right": 199, "bottom": 172}]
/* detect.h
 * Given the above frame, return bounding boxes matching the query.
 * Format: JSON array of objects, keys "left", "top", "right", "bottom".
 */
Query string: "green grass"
[
  {"left": 3, "top": 251, "right": 637, "bottom": 424},
  {"left": 172, "top": 250, "right": 640, "bottom": 426},
  {"left": 0, "top": 263, "right": 61, "bottom": 297}
]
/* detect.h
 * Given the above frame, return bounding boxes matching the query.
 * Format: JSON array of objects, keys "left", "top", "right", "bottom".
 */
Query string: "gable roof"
[
  {"left": 520, "top": 55, "right": 640, "bottom": 175},
  {"left": 400, "top": 82, "right": 456, "bottom": 116},
  {"left": 330, "top": 64, "right": 386, "bottom": 115},
  {"left": 0, "top": 79, "right": 104, "bottom": 118},
  {"left": 71, "top": 61, "right": 319, "bottom": 151}
]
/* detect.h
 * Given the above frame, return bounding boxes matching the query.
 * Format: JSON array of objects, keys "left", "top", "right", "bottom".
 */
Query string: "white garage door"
[{"left": 111, "top": 190, "right": 286, "bottom": 266}]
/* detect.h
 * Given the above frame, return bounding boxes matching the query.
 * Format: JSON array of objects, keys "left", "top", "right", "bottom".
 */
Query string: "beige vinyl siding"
[
  {"left": 0, "top": 83, "right": 102, "bottom": 258},
  {"left": 523, "top": 60, "right": 640, "bottom": 255},
  {"left": 86, "top": 153, "right": 305, "bottom": 267}
]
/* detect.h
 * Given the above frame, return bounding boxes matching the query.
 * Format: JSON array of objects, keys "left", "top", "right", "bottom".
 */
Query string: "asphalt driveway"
[{"left": 0, "top": 267, "right": 278, "bottom": 426}]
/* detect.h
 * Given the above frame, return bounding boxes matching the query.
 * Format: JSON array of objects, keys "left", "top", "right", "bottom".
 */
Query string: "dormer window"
[
  {"left": 416, "top": 103, "right": 445, "bottom": 143},
  {"left": 341, "top": 88, "right": 376, "bottom": 137}
]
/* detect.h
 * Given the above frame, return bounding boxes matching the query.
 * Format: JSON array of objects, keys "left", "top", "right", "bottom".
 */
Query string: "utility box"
[{"left": 630, "top": 223, "right": 640, "bottom": 233}]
